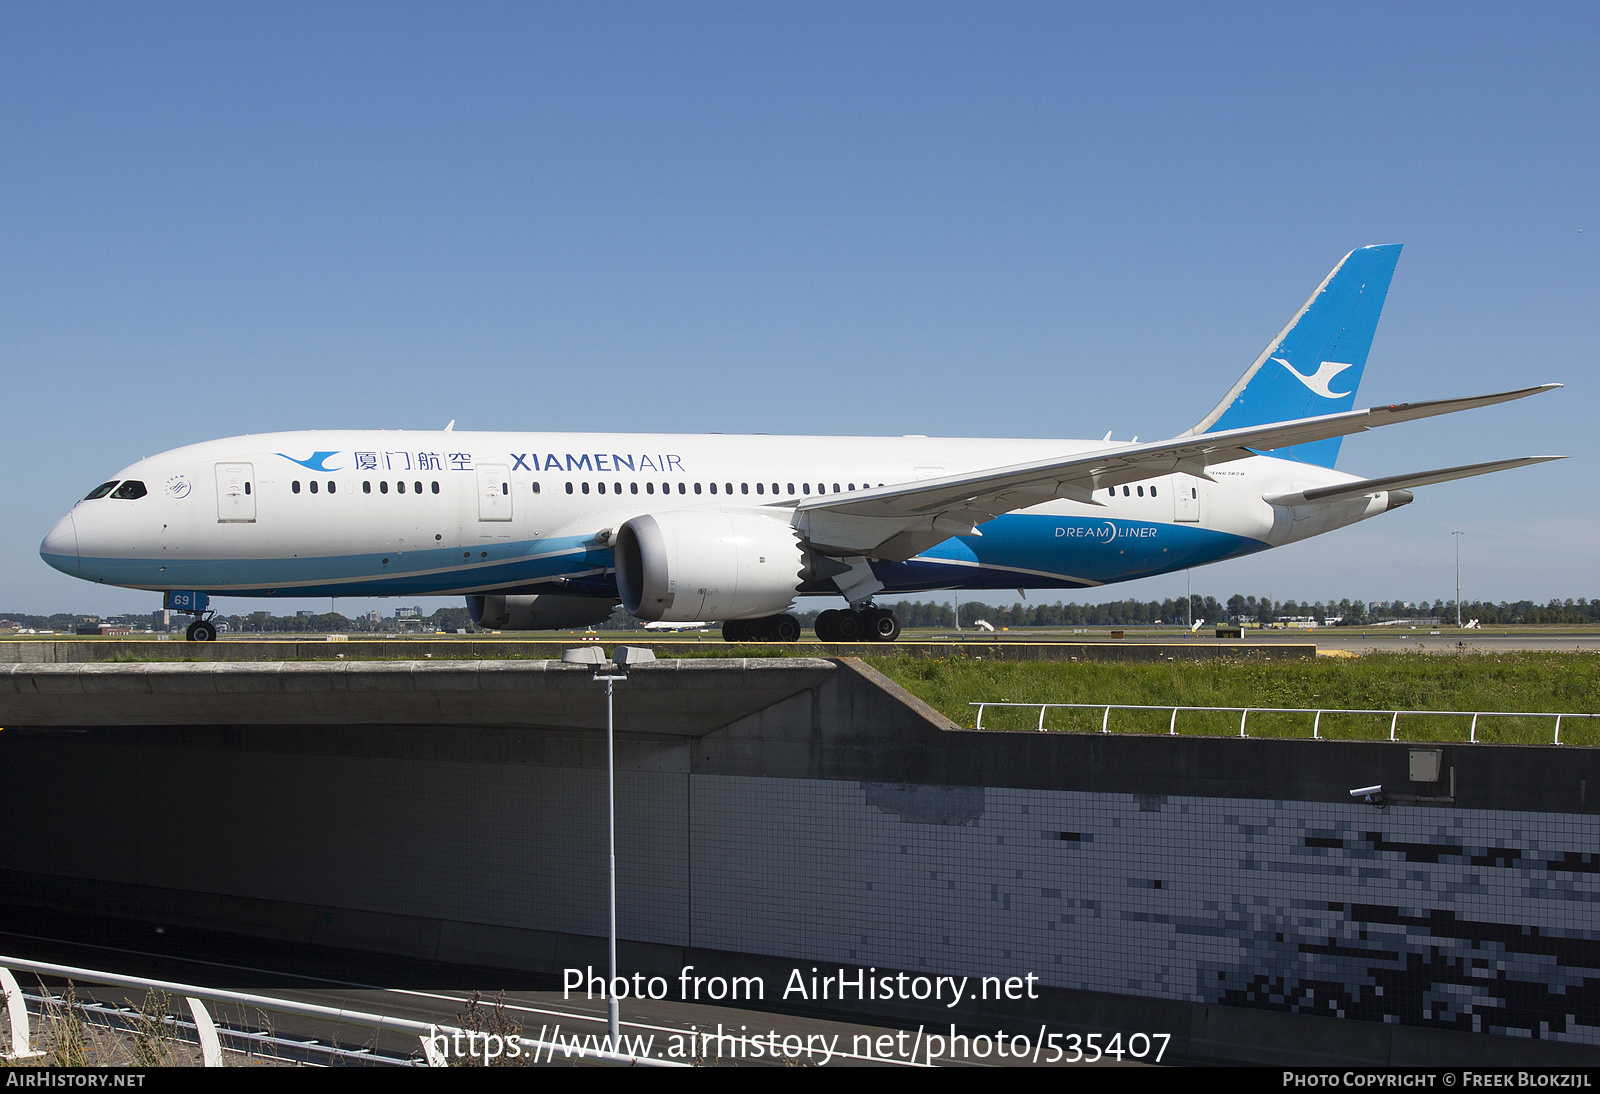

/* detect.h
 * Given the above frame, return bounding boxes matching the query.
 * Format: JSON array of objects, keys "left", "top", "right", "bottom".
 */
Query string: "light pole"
[
  {"left": 1453, "top": 531, "right": 1463, "bottom": 628},
  {"left": 595, "top": 660, "right": 625, "bottom": 1045},
  {"left": 564, "top": 644, "right": 656, "bottom": 1049}
]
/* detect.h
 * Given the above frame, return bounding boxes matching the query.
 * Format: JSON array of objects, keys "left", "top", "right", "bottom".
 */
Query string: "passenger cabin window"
[
  {"left": 531, "top": 482, "right": 539, "bottom": 494},
  {"left": 380, "top": 481, "right": 389, "bottom": 494},
  {"left": 397, "top": 481, "right": 406, "bottom": 494},
  {"left": 84, "top": 481, "right": 119, "bottom": 501},
  {"left": 417, "top": 481, "right": 425, "bottom": 494},
  {"left": 309, "top": 481, "right": 318, "bottom": 494},
  {"left": 363, "top": 481, "right": 371, "bottom": 494},
  {"left": 245, "top": 482, "right": 252, "bottom": 495},
  {"left": 432, "top": 481, "right": 440, "bottom": 494},
  {"left": 292, "top": 481, "right": 301, "bottom": 494},
  {"left": 645, "top": 482, "right": 654, "bottom": 494},
  {"left": 110, "top": 480, "right": 147, "bottom": 500},
  {"left": 694, "top": 483, "right": 702, "bottom": 494},
  {"left": 677, "top": 483, "right": 685, "bottom": 495},
  {"left": 327, "top": 481, "right": 335, "bottom": 494},
  {"left": 566, "top": 482, "right": 574, "bottom": 494}
]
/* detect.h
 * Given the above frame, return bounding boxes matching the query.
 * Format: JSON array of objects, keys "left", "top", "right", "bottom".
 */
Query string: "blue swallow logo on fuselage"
[{"left": 277, "top": 451, "right": 343, "bottom": 472}]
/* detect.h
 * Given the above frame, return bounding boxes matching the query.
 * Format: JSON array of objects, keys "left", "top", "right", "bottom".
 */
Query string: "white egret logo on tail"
[{"left": 1273, "top": 358, "right": 1356, "bottom": 399}]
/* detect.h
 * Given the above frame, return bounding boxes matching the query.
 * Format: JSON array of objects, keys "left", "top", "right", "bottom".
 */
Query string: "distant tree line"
[
  {"left": 889, "top": 596, "right": 1600, "bottom": 628},
  {"left": 7, "top": 596, "right": 1600, "bottom": 633},
  {"left": 885, "top": 596, "right": 1600, "bottom": 628}
]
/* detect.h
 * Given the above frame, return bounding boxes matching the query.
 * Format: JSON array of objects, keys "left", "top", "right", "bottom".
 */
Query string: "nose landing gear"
[{"left": 166, "top": 591, "right": 217, "bottom": 642}]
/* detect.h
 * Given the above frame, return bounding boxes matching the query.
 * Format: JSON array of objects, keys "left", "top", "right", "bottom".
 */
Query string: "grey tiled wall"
[{"left": 690, "top": 777, "right": 1600, "bottom": 1044}]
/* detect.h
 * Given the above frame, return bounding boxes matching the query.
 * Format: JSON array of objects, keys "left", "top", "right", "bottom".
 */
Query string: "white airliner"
[{"left": 40, "top": 245, "right": 1562, "bottom": 642}]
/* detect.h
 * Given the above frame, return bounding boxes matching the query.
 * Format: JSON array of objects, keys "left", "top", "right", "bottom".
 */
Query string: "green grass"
[{"left": 867, "top": 652, "right": 1600, "bottom": 745}]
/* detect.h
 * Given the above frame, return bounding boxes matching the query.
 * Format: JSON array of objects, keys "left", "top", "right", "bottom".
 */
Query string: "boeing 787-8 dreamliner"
[{"left": 41, "top": 245, "right": 1562, "bottom": 641}]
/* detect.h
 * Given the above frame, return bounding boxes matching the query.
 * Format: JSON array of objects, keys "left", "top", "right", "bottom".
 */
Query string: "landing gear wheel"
[
  {"left": 835, "top": 610, "right": 864, "bottom": 642},
  {"left": 186, "top": 619, "right": 217, "bottom": 642},
  {"left": 862, "top": 608, "right": 901, "bottom": 642},
  {"left": 729, "top": 614, "right": 802, "bottom": 643},
  {"left": 815, "top": 609, "right": 841, "bottom": 642}
]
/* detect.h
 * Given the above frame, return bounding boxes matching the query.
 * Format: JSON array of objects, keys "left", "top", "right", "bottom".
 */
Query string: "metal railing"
[
  {"left": 968, "top": 702, "right": 1597, "bottom": 744},
  {"left": 1, "top": 956, "right": 684, "bottom": 1067}
]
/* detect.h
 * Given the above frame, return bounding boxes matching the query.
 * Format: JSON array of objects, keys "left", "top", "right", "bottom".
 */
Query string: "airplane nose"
[{"left": 40, "top": 513, "right": 79, "bottom": 577}]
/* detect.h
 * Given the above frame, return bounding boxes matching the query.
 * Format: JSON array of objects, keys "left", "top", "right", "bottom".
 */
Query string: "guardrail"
[
  {"left": 0, "top": 956, "right": 684, "bottom": 1067},
  {"left": 968, "top": 702, "right": 1597, "bottom": 744}
]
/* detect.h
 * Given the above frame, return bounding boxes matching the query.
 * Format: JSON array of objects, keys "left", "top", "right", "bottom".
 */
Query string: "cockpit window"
[
  {"left": 110, "top": 480, "right": 148, "bottom": 500},
  {"left": 84, "top": 481, "right": 119, "bottom": 501}
]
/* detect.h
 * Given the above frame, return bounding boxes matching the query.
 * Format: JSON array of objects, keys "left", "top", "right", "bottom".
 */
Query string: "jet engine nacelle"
[
  {"left": 466, "top": 593, "right": 617, "bottom": 631},
  {"left": 615, "top": 511, "right": 803, "bottom": 622}
]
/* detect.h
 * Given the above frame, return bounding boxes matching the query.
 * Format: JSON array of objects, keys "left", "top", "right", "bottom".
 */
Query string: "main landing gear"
[
  {"left": 814, "top": 606, "right": 901, "bottom": 643},
  {"left": 721, "top": 605, "right": 905, "bottom": 644},
  {"left": 722, "top": 615, "right": 803, "bottom": 643}
]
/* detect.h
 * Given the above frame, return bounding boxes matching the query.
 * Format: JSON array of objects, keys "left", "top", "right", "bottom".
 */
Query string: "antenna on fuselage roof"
[
  {"left": 444, "top": 420, "right": 455, "bottom": 432},
  {"left": 1102, "top": 431, "right": 1112, "bottom": 442}
]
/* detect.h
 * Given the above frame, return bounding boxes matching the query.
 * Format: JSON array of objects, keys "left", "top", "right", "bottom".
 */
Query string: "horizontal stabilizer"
[{"left": 1263, "top": 456, "right": 1567, "bottom": 506}]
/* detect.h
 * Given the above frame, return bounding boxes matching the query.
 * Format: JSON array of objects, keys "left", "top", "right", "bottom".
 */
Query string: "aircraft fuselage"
[{"left": 41, "top": 429, "right": 1396, "bottom": 603}]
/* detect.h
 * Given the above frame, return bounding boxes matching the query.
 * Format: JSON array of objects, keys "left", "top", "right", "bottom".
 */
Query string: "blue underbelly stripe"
[{"left": 74, "top": 516, "right": 1267, "bottom": 599}]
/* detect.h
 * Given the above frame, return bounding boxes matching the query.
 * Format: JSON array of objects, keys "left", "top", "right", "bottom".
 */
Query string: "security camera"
[{"left": 1349, "top": 784, "right": 1384, "bottom": 806}]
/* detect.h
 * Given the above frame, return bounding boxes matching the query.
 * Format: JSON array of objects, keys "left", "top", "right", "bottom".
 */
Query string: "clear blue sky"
[{"left": 2, "top": 2, "right": 1595, "bottom": 617}]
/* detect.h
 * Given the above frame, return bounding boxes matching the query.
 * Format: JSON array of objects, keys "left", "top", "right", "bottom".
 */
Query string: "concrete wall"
[{"left": 0, "top": 657, "right": 1594, "bottom": 1065}]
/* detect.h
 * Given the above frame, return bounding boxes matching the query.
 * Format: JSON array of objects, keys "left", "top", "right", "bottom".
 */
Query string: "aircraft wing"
[
  {"left": 793, "top": 383, "right": 1559, "bottom": 560},
  {"left": 1262, "top": 456, "right": 1566, "bottom": 506}
]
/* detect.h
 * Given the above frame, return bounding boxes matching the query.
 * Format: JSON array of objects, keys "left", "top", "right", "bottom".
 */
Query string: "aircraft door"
[
  {"left": 476, "top": 464, "right": 512, "bottom": 521},
  {"left": 1172, "top": 474, "right": 1201, "bottom": 522},
  {"left": 215, "top": 463, "right": 256, "bottom": 523}
]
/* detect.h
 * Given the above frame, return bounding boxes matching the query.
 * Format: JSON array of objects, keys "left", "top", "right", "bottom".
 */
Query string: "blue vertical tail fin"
[{"left": 1189, "top": 244, "right": 1402, "bottom": 467}]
